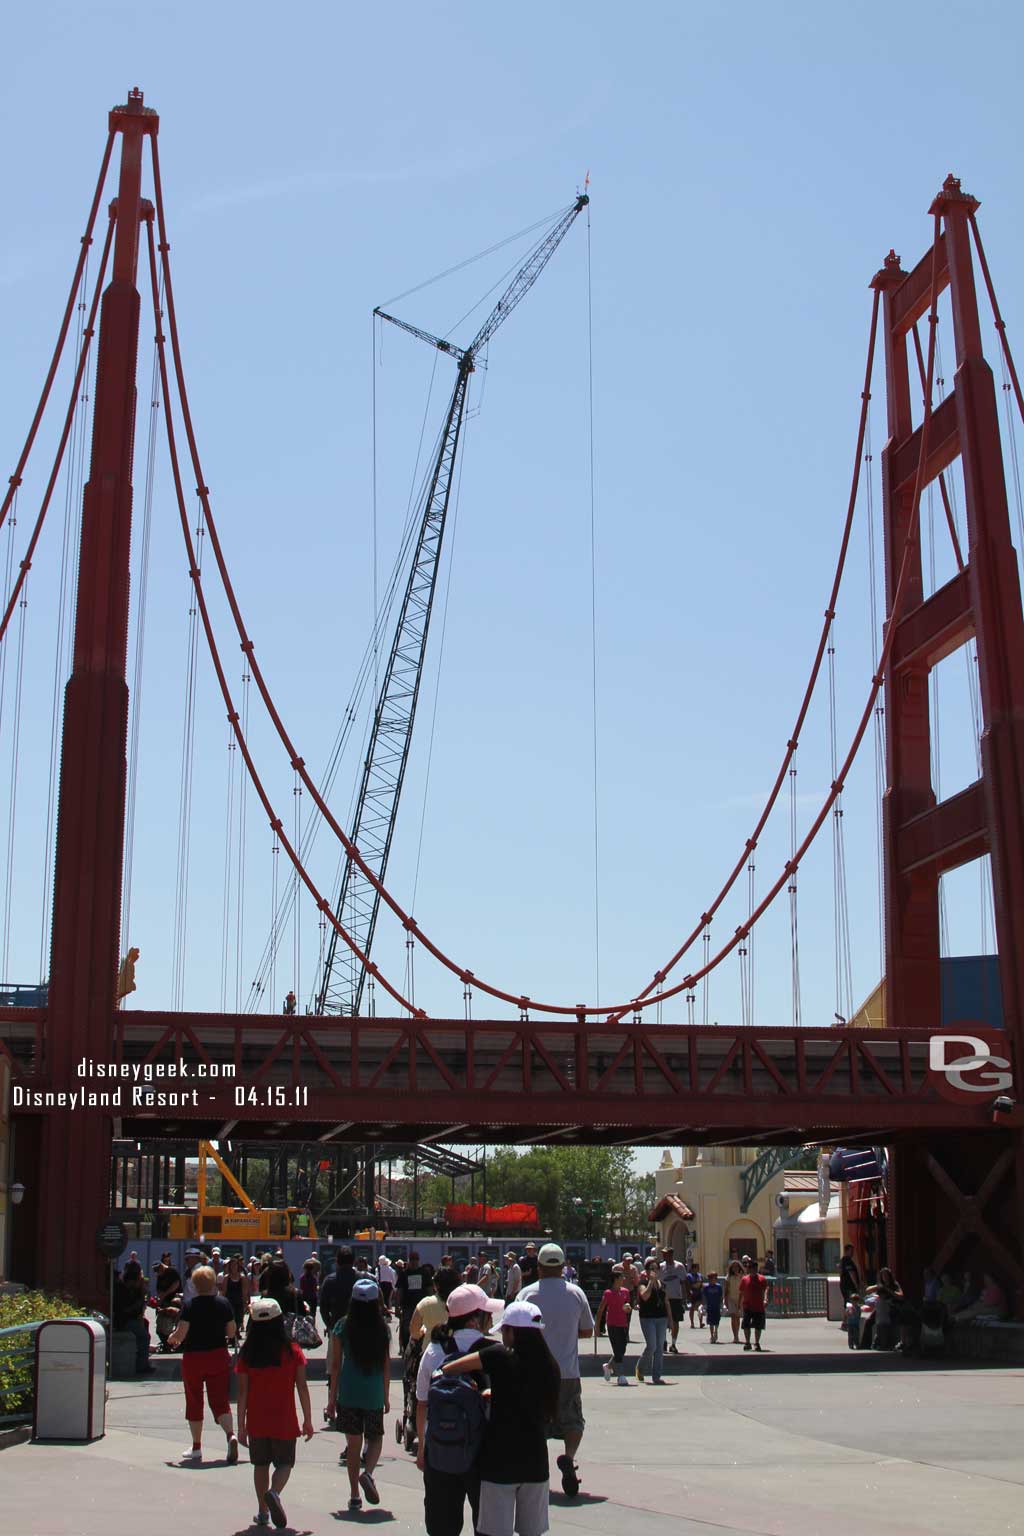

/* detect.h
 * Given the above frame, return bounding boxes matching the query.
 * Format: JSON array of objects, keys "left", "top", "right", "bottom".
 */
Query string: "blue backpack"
[{"left": 425, "top": 1348, "right": 488, "bottom": 1476}]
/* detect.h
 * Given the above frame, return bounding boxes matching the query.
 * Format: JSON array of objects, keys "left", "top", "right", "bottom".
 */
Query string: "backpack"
[{"left": 425, "top": 1346, "right": 488, "bottom": 1476}]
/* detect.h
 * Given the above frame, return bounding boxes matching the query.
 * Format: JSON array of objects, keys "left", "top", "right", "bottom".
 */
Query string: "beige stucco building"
[{"left": 651, "top": 1145, "right": 786, "bottom": 1272}]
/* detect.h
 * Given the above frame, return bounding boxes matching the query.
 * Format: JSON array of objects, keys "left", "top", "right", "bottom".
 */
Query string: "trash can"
[{"left": 33, "top": 1319, "right": 106, "bottom": 1441}]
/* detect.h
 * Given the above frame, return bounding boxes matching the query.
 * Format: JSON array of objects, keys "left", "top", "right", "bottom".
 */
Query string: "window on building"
[
  {"left": 774, "top": 1238, "right": 791, "bottom": 1274},
  {"left": 805, "top": 1238, "right": 841, "bottom": 1274}
]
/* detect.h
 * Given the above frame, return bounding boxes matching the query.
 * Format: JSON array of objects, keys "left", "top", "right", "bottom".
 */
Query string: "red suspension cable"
[
  {"left": 0, "top": 132, "right": 114, "bottom": 541},
  {"left": 148, "top": 139, "right": 936, "bottom": 1020},
  {"left": 970, "top": 213, "right": 1024, "bottom": 429},
  {"left": 0, "top": 211, "right": 114, "bottom": 649},
  {"left": 143, "top": 216, "right": 421, "bottom": 1020}
]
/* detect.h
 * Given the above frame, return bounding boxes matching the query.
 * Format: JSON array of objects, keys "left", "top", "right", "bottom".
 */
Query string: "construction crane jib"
[{"left": 316, "top": 193, "right": 589, "bottom": 1017}]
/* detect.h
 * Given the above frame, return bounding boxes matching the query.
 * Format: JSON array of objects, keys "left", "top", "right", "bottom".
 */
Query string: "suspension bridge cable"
[
  {"left": 40, "top": 245, "right": 92, "bottom": 981},
  {"left": 122, "top": 263, "right": 164, "bottom": 955},
  {"left": 145, "top": 208, "right": 420, "bottom": 1019},
  {"left": 0, "top": 131, "right": 115, "bottom": 542},
  {"left": 0, "top": 214, "right": 114, "bottom": 650},
  {"left": 151, "top": 142, "right": 939, "bottom": 1018},
  {"left": 603, "top": 288, "right": 883, "bottom": 1023},
  {"left": 220, "top": 723, "right": 237, "bottom": 1011},
  {"left": 1, "top": 575, "right": 28, "bottom": 979},
  {"left": 171, "top": 511, "right": 203, "bottom": 1011}
]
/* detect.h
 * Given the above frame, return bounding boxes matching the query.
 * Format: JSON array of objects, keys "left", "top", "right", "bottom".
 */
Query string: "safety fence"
[{"left": 765, "top": 1275, "right": 828, "bottom": 1317}]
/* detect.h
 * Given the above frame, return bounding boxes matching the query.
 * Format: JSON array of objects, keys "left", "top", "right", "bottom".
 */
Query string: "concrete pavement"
[{"left": 4, "top": 1319, "right": 1023, "bottom": 1535}]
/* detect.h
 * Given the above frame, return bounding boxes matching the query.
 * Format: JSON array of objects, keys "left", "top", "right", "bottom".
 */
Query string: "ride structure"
[
  {"left": 315, "top": 195, "right": 589, "bottom": 1018},
  {"left": 1, "top": 95, "right": 1023, "bottom": 1310}
]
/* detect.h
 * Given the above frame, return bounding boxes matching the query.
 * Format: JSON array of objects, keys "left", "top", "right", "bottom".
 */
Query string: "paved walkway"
[{"left": 5, "top": 1320, "right": 1023, "bottom": 1535}]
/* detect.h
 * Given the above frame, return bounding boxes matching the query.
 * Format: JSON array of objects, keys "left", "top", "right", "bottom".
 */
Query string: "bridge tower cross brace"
[{"left": 35, "top": 90, "right": 158, "bottom": 1303}]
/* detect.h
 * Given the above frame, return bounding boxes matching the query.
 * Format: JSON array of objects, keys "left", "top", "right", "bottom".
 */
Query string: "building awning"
[{"left": 649, "top": 1194, "right": 696, "bottom": 1223}]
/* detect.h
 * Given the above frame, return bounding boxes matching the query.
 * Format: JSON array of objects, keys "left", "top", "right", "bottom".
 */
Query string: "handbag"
[{"left": 285, "top": 1311, "right": 322, "bottom": 1349}]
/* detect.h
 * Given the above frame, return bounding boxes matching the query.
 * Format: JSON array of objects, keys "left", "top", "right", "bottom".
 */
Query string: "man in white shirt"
[
  {"left": 503, "top": 1250, "right": 522, "bottom": 1302},
  {"left": 660, "top": 1246, "right": 686, "bottom": 1354},
  {"left": 414, "top": 1282, "right": 503, "bottom": 1534},
  {"left": 377, "top": 1253, "right": 397, "bottom": 1310},
  {"left": 519, "top": 1242, "right": 594, "bottom": 1500}
]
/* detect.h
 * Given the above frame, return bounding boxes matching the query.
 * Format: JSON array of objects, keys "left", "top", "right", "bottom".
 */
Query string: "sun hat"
[
  {"left": 498, "top": 1300, "right": 545, "bottom": 1331},
  {"left": 352, "top": 1277, "right": 380, "bottom": 1302},
  {"left": 538, "top": 1243, "right": 565, "bottom": 1266},
  {"left": 447, "top": 1282, "right": 503, "bottom": 1318},
  {"left": 249, "top": 1296, "right": 283, "bottom": 1322}
]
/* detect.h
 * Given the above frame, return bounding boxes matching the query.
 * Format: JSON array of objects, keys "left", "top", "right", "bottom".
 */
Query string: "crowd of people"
[
  {"left": 838, "top": 1243, "right": 1011, "bottom": 1351},
  {"left": 110, "top": 1235, "right": 1013, "bottom": 1530}
]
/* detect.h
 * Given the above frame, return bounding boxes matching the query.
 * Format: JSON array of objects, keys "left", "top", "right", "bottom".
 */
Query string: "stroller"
[{"left": 395, "top": 1334, "right": 423, "bottom": 1454}]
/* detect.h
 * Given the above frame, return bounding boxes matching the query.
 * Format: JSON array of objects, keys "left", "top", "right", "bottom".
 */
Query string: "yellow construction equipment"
[{"left": 167, "top": 1141, "right": 318, "bottom": 1241}]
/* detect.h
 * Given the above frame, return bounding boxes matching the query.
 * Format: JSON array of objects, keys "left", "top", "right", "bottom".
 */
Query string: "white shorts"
[{"left": 477, "top": 1479, "right": 549, "bottom": 1536}]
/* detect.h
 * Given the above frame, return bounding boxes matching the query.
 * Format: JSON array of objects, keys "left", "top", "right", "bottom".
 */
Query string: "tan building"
[{"left": 650, "top": 1146, "right": 788, "bottom": 1272}]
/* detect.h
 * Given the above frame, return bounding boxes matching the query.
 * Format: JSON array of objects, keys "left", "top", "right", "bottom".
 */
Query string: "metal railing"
[
  {"left": 0, "top": 1316, "right": 100, "bottom": 1426},
  {"left": 765, "top": 1275, "right": 828, "bottom": 1317},
  {"left": 0, "top": 1322, "right": 41, "bottom": 1426}
]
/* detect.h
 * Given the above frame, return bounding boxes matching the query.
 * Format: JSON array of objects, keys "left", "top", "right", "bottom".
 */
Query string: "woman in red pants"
[{"left": 169, "top": 1264, "right": 239, "bottom": 1464}]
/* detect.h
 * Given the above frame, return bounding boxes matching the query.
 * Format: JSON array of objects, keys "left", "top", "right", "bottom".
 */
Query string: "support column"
[{"left": 35, "top": 92, "right": 158, "bottom": 1304}]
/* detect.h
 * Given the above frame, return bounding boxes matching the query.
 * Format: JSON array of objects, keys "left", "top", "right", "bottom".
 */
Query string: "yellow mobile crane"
[{"left": 168, "top": 1141, "right": 318, "bottom": 1242}]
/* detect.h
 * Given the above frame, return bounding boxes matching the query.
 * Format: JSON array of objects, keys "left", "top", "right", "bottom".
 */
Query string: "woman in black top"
[
  {"left": 168, "top": 1265, "right": 239, "bottom": 1465},
  {"left": 443, "top": 1297, "right": 560, "bottom": 1536},
  {"left": 636, "top": 1258, "right": 671, "bottom": 1384},
  {"left": 220, "top": 1255, "right": 250, "bottom": 1344}
]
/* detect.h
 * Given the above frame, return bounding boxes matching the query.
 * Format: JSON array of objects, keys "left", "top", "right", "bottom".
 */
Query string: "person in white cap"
[
  {"left": 519, "top": 1243, "right": 594, "bottom": 1499},
  {"left": 443, "top": 1298, "right": 560, "bottom": 1536},
  {"left": 415, "top": 1281, "right": 503, "bottom": 1534}
]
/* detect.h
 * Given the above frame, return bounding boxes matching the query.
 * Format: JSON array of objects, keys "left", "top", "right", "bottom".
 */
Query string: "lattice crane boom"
[{"left": 315, "top": 193, "right": 589, "bottom": 1016}]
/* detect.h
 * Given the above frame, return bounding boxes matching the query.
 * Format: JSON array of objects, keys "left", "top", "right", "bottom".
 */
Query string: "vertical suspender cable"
[
  {"left": 235, "top": 662, "right": 250, "bottom": 1010},
  {"left": 293, "top": 768, "right": 302, "bottom": 1003},
  {"left": 122, "top": 265, "right": 163, "bottom": 955},
  {"left": 788, "top": 760, "right": 801, "bottom": 1028},
  {"left": 865, "top": 411, "right": 886, "bottom": 987},
  {"left": 1, "top": 574, "right": 28, "bottom": 978},
  {"left": 270, "top": 829, "right": 279, "bottom": 1011},
  {"left": 171, "top": 514, "right": 203, "bottom": 1009},
  {"left": 219, "top": 724, "right": 236, "bottom": 1011},
  {"left": 586, "top": 200, "right": 601, "bottom": 1004},
  {"left": 40, "top": 250, "right": 91, "bottom": 980}
]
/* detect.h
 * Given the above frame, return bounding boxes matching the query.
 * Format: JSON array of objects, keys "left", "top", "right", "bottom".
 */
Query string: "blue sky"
[{"left": 1, "top": 0, "right": 1021, "bottom": 1104}]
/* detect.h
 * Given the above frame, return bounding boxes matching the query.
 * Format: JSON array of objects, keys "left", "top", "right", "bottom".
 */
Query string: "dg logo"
[{"left": 927, "top": 1032, "right": 1013, "bottom": 1099}]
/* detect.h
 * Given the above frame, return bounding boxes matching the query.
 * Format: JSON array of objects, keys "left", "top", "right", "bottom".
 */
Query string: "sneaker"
[
  {"left": 602, "top": 1360, "right": 613, "bottom": 1381},
  {"left": 617, "top": 1376, "right": 630, "bottom": 1386},
  {"left": 669, "top": 1343, "right": 679, "bottom": 1354},
  {"left": 226, "top": 1436, "right": 239, "bottom": 1465},
  {"left": 754, "top": 1343, "right": 763, "bottom": 1352},
  {"left": 254, "top": 1515, "right": 271, "bottom": 1528},
  {"left": 743, "top": 1342, "right": 752, "bottom": 1351},
  {"left": 651, "top": 1378, "right": 666, "bottom": 1385},
  {"left": 359, "top": 1470, "right": 380, "bottom": 1506},
  {"left": 265, "top": 1489, "right": 287, "bottom": 1530},
  {"left": 180, "top": 1447, "right": 202, "bottom": 1464},
  {"left": 348, "top": 1496, "right": 363, "bottom": 1511},
  {"left": 556, "top": 1453, "right": 581, "bottom": 1498}
]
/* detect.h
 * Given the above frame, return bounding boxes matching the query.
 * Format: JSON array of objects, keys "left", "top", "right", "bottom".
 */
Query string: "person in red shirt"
[
  {"left": 236, "top": 1296, "right": 314, "bottom": 1530},
  {"left": 594, "top": 1265, "right": 633, "bottom": 1385},
  {"left": 738, "top": 1256, "right": 768, "bottom": 1352}
]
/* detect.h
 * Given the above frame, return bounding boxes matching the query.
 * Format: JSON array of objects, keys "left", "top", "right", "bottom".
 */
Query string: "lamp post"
[{"left": 4, "top": 1182, "right": 25, "bottom": 1285}]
